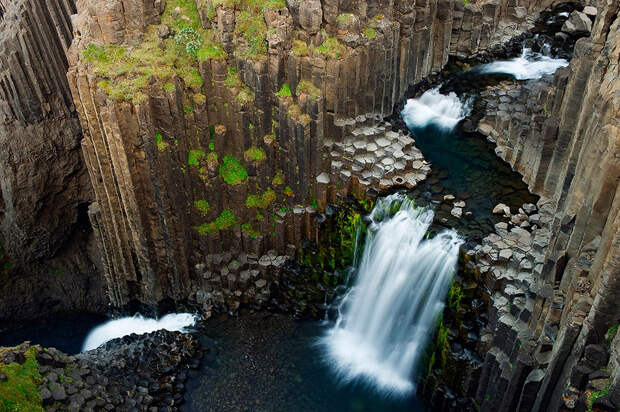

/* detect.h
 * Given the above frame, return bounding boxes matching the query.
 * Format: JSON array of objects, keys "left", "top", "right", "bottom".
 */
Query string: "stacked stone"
[
  {"left": 193, "top": 250, "right": 290, "bottom": 315},
  {"left": 1, "top": 332, "right": 201, "bottom": 412},
  {"left": 321, "top": 119, "right": 430, "bottom": 195}
]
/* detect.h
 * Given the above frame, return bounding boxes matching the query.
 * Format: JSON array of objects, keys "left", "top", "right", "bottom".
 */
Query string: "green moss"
[
  {"left": 336, "top": 13, "right": 355, "bottom": 26},
  {"left": 225, "top": 67, "right": 242, "bottom": 87},
  {"left": 606, "top": 324, "right": 618, "bottom": 342},
  {"left": 287, "top": 104, "right": 312, "bottom": 125},
  {"left": 245, "top": 188, "right": 277, "bottom": 209},
  {"left": 284, "top": 186, "right": 294, "bottom": 197},
  {"left": 194, "top": 199, "right": 210, "bottom": 215},
  {"left": 296, "top": 80, "right": 321, "bottom": 100},
  {"left": 275, "top": 83, "right": 292, "bottom": 98},
  {"left": 156, "top": 132, "right": 169, "bottom": 151},
  {"left": 219, "top": 156, "right": 248, "bottom": 185},
  {"left": 0, "top": 347, "right": 44, "bottom": 412},
  {"left": 291, "top": 40, "right": 309, "bottom": 57},
  {"left": 163, "top": 82, "right": 176, "bottom": 92},
  {"left": 244, "top": 146, "right": 266, "bottom": 163},
  {"left": 194, "top": 222, "right": 218, "bottom": 236},
  {"left": 215, "top": 209, "right": 237, "bottom": 230},
  {"left": 241, "top": 223, "right": 261, "bottom": 238},
  {"left": 188, "top": 149, "right": 206, "bottom": 166},
  {"left": 184, "top": 105, "right": 194, "bottom": 114},
  {"left": 447, "top": 282, "right": 463, "bottom": 311},
  {"left": 587, "top": 386, "right": 610, "bottom": 412},
  {"left": 271, "top": 169, "right": 284, "bottom": 186},
  {"left": 315, "top": 33, "right": 347, "bottom": 60},
  {"left": 362, "top": 27, "right": 377, "bottom": 39}
]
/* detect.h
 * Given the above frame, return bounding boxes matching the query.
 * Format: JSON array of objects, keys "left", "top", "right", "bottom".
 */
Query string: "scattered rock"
[{"left": 493, "top": 203, "right": 510, "bottom": 215}]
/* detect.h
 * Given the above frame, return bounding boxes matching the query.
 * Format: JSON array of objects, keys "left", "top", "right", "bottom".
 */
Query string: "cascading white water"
[
  {"left": 401, "top": 87, "right": 470, "bottom": 130},
  {"left": 322, "top": 195, "right": 463, "bottom": 395},
  {"left": 474, "top": 47, "right": 569, "bottom": 80},
  {"left": 81, "top": 313, "right": 197, "bottom": 352}
]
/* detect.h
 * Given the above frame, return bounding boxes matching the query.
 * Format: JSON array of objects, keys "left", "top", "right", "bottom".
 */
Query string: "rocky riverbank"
[{"left": 0, "top": 331, "right": 201, "bottom": 411}]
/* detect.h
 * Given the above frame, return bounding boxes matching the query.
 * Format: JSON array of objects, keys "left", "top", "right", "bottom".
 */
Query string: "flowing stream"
[
  {"left": 472, "top": 47, "right": 569, "bottom": 80},
  {"left": 322, "top": 195, "right": 463, "bottom": 395}
]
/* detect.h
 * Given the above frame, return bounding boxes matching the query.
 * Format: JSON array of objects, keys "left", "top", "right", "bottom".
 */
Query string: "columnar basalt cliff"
[
  {"left": 450, "top": 2, "right": 619, "bottom": 410},
  {"left": 65, "top": 0, "right": 563, "bottom": 310},
  {"left": 0, "top": 0, "right": 106, "bottom": 322}
]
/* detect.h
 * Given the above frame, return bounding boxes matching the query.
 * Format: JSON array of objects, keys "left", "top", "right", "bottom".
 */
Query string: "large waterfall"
[{"left": 322, "top": 195, "right": 463, "bottom": 395}]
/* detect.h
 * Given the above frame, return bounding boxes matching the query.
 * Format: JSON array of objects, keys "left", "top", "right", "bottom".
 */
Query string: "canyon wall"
[
  {"left": 0, "top": 0, "right": 106, "bottom": 321},
  {"left": 66, "top": 0, "right": 560, "bottom": 310},
  {"left": 469, "top": 1, "right": 619, "bottom": 410}
]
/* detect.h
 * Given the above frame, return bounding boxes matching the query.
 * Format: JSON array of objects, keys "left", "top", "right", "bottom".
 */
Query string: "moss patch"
[
  {"left": 0, "top": 347, "right": 43, "bottom": 412},
  {"left": 219, "top": 156, "right": 248, "bottom": 185},
  {"left": 296, "top": 80, "right": 321, "bottom": 100},
  {"left": 316, "top": 32, "right": 347, "bottom": 60},
  {"left": 244, "top": 146, "right": 266, "bottom": 163},
  {"left": 194, "top": 199, "right": 210, "bottom": 215},
  {"left": 245, "top": 188, "right": 276, "bottom": 209},
  {"left": 188, "top": 149, "right": 206, "bottom": 166},
  {"left": 275, "top": 83, "right": 292, "bottom": 98}
]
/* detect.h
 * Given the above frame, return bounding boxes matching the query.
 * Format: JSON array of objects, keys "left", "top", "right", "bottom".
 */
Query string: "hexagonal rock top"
[{"left": 320, "top": 120, "right": 430, "bottom": 193}]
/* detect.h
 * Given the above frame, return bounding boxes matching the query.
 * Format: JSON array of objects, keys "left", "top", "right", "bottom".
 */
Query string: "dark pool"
[
  {"left": 0, "top": 313, "right": 106, "bottom": 354},
  {"left": 184, "top": 312, "right": 426, "bottom": 412},
  {"left": 405, "top": 123, "right": 538, "bottom": 243}
]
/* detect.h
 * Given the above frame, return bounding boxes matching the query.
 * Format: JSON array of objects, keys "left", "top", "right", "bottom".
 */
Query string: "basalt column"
[{"left": 0, "top": 0, "right": 106, "bottom": 322}]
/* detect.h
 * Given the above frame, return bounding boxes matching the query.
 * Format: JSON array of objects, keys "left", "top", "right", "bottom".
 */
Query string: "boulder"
[{"left": 561, "top": 11, "right": 592, "bottom": 34}]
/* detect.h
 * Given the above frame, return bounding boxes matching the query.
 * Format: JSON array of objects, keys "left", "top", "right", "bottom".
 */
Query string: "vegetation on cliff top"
[
  {"left": 0, "top": 347, "right": 43, "bottom": 412},
  {"left": 82, "top": 0, "right": 225, "bottom": 103}
]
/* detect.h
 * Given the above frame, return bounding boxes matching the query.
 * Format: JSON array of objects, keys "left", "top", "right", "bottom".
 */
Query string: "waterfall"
[
  {"left": 474, "top": 47, "right": 569, "bottom": 80},
  {"left": 81, "top": 313, "right": 197, "bottom": 352},
  {"left": 322, "top": 195, "right": 463, "bottom": 395},
  {"left": 401, "top": 87, "right": 470, "bottom": 130}
]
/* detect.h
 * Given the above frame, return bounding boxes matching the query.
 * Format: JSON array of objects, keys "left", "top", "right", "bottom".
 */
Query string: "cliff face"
[
  {"left": 0, "top": 0, "right": 106, "bottom": 321},
  {"left": 467, "top": 1, "right": 619, "bottom": 410},
  {"left": 65, "top": 0, "right": 559, "bottom": 309}
]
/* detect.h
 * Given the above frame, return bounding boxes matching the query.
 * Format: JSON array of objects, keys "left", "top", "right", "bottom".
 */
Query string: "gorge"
[{"left": 0, "top": 0, "right": 618, "bottom": 411}]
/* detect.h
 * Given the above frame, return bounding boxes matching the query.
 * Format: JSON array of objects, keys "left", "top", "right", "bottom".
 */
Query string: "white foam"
[
  {"left": 81, "top": 313, "right": 197, "bottom": 352},
  {"left": 475, "top": 48, "right": 569, "bottom": 80},
  {"left": 322, "top": 195, "right": 463, "bottom": 396},
  {"left": 401, "top": 87, "right": 470, "bottom": 130}
]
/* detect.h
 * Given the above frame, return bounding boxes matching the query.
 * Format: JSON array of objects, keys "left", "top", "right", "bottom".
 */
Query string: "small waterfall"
[
  {"left": 401, "top": 87, "right": 470, "bottom": 130},
  {"left": 322, "top": 195, "right": 463, "bottom": 395},
  {"left": 474, "top": 47, "right": 569, "bottom": 80},
  {"left": 81, "top": 313, "right": 197, "bottom": 352}
]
